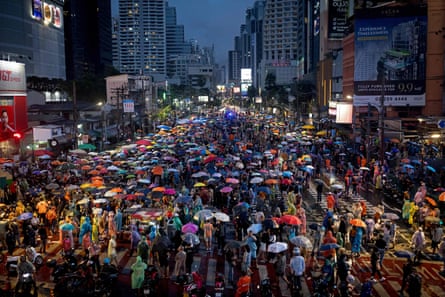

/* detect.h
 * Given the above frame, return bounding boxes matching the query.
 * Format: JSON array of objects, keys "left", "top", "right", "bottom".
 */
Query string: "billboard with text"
[{"left": 353, "top": 5, "right": 427, "bottom": 107}]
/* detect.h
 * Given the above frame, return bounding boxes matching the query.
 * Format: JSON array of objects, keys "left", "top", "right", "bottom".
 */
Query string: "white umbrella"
[
  {"left": 213, "top": 212, "right": 230, "bottom": 222},
  {"left": 93, "top": 198, "right": 108, "bottom": 204},
  {"left": 76, "top": 198, "right": 89, "bottom": 205},
  {"left": 104, "top": 191, "right": 117, "bottom": 197},
  {"left": 290, "top": 235, "right": 313, "bottom": 249},
  {"left": 267, "top": 242, "right": 288, "bottom": 253},
  {"left": 250, "top": 177, "right": 264, "bottom": 184},
  {"left": 247, "top": 223, "right": 262, "bottom": 234}
]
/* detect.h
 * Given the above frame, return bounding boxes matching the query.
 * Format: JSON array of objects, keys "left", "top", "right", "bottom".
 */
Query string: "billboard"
[
  {"left": 336, "top": 103, "right": 353, "bottom": 124},
  {"left": 241, "top": 68, "right": 252, "bottom": 97},
  {"left": 353, "top": 6, "right": 427, "bottom": 107},
  {"left": 0, "top": 61, "right": 26, "bottom": 96},
  {"left": 328, "top": 0, "right": 349, "bottom": 39},
  {"left": 31, "top": 0, "right": 62, "bottom": 29}
]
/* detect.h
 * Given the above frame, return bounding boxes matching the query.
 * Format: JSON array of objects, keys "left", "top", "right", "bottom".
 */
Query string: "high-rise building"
[
  {"left": 64, "top": 0, "right": 113, "bottom": 81},
  {"left": 166, "top": 4, "right": 186, "bottom": 79},
  {"left": 259, "top": 0, "right": 309, "bottom": 88},
  {"left": 0, "top": 0, "right": 66, "bottom": 79},
  {"left": 116, "top": 0, "right": 167, "bottom": 81}
]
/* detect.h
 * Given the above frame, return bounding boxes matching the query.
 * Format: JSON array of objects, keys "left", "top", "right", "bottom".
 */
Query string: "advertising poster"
[
  {"left": 328, "top": 0, "right": 349, "bottom": 39},
  {"left": 353, "top": 5, "right": 427, "bottom": 107}
]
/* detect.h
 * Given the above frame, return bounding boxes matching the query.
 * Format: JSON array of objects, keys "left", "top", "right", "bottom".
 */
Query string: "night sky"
[{"left": 112, "top": 0, "right": 254, "bottom": 65}]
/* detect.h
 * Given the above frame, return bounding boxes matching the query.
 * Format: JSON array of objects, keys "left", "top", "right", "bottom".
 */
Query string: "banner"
[
  {"left": 122, "top": 99, "right": 134, "bottom": 113},
  {"left": 353, "top": 6, "right": 427, "bottom": 107},
  {"left": 328, "top": 0, "right": 349, "bottom": 39}
]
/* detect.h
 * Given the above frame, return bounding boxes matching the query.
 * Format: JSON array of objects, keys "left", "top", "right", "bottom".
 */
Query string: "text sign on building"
[
  {"left": 123, "top": 99, "right": 134, "bottom": 113},
  {"left": 240, "top": 68, "right": 252, "bottom": 97},
  {"left": 0, "top": 61, "right": 26, "bottom": 96},
  {"left": 353, "top": 5, "right": 427, "bottom": 107},
  {"left": 31, "top": 0, "right": 63, "bottom": 29},
  {"left": 328, "top": 0, "right": 349, "bottom": 39}
]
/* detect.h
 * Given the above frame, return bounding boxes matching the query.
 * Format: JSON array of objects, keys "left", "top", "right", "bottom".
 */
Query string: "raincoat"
[
  {"left": 131, "top": 256, "right": 147, "bottom": 289},
  {"left": 352, "top": 227, "right": 363, "bottom": 254},
  {"left": 79, "top": 216, "right": 92, "bottom": 244},
  {"left": 402, "top": 198, "right": 411, "bottom": 221}
]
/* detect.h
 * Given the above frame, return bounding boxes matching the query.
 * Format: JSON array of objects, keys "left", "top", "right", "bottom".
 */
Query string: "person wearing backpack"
[{"left": 406, "top": 268, "right": 422, "bottom": 297}]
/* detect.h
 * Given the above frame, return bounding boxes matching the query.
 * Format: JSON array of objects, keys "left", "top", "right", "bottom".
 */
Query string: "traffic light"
[{"left": 12, "top": 132, "right": 22, "bottom": 145}]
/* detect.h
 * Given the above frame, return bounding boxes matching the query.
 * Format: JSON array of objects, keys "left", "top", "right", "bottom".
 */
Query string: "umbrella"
[
  {"left": 250, "top": 177, "right": 264, "bottom": 184},
  {"left": 220, "top": 186, "right": 233, "bottom": 193},
  {"left": 182, "top": 222, "right": 199, "bottom": 234},
  {"left": 349, "top": 218, "right": 366, "bottom": 228},
  {"left": 213, "top": 212, "right": 230, "bottom": 222},
  {"left": 267, "top": 242, "right": 289, "bottom": 254},
  {"left": 331, "top": 184, "right": 344, "bottom": 190},
  {"left": 193, "top": 209, "right": 214, "bottom": 222},
  {"left": 320, "top": 243, "right": 340, "bottom": 251},
  {"left": 194, "top": 182, "right": 207, "bottom": 187},
  {"left": 78, "top": 143, "right": 97, "bottom": 151},
  {"left": 382, "top": 213, "right": 399, "bottom": 220},
  {"left": 93, "top": 198, "right": 108, "bottom": 204},
  {"left": 226, "top": 178, "right": 239, "bottom": 184},
  {"left": 359, "top": 167, "right": 370, "bottom": 171},
  {"left": 302, "top": 125, "right": 315, "bottom": 129},
  {"left": 157, "top": 125, "right": 172, "bottom": 130},
  {"left": 247, "top": 223, "right": 263, "bottom": 234},
  {"left": 76, "top": 198, "right": 90, "bottom": 205},
  {"left": 439, "top": 192, "right": 445, "bottom": 202},
  {"left": 175, "top": 195, "right": 192, "bottom": 204},
  {"left": 224, "top": 240, "right": 246, "bottom": 251},
  {"left": 279, "top": 215, "right": 302, "bottom": 225},
  {"left": 265, "top": 179, "right": 279, "bottom": 185},
  {"left": 181, "top": 232, "right": 200, "bottom": 245},
  {"left": 394, "top": 250, "right": 415, "bottom": 259},
  {"left": 164, "top": 188, "right": 176, "bottom": 195},
  {"left": 137, "top": 178, "right": 151, "bottom": 184},
  {"left": 263, "top": 218, "right": 280, "bottom": 230},
  {"left": 151, "top": 165, "right": 164, "bottom": 175},
  {"left": 290, "top": 236, "right": 313, "bottom": 249},
  {"left": 425, "top": 197, "right": 438, "bottom": 207},
  {"left": 69, "top": 149, "right": 88, "bottom": 155},
  {"left": 17, "top": 212, "right": 33, "bottom": 221},
  {"left": 426, "top": 166, "right": 436, "bottom": 173},
  {"left": 45, "top": 183, "right": 60, "bottom": 190},
  {"left": 104, "top": 191, "right": 117, "bottom": 197},
  {"left": 152, "top": 236, "right": 171, "bottom": 252}
]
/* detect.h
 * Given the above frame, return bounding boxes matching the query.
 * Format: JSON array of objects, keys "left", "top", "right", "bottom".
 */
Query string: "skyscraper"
[
  {"left": 116, "top": 0, "right": 167, "bottom": 81},
  {"left": 64, "top": 0, "right": 113, "bottom": 81}
]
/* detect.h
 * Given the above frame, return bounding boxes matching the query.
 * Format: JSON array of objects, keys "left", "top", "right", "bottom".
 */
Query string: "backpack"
[{"left": 407, "top": 273, "right": 422, "bottom": 294}]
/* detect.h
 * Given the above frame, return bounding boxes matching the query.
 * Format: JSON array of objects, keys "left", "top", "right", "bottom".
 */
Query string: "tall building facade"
[
  {"left": 116, "top": 0, "right": 167, "bottom": 81},
  {"left": 0, "top": 0, "right": 66, "bottom": 79},
  {"left": 64, "top": 0, "right": 113, "bottom": 81},
  {"left": 259, "top": 0, "right": 309, "bottom": 88}
]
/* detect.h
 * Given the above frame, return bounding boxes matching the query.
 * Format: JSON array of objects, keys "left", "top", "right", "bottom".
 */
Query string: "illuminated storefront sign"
[{"left": 31, "top": 0, "right": 62, "bottom": 28}]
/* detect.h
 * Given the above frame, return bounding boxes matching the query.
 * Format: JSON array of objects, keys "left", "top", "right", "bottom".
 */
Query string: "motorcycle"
[
  {"left": 142, "top": 265, "right": 160, "bottom": 297},
  {"left": 214, "top": 273, "right": 224, "bottom": 297},
  {"left": 182, "top": 272, "right": 205, "bottom": 297},
  {"left": 15, "top": 272, "right": 37, "bottom": 297},
  {"left": 47, "top": 249, "right": 78, "bottom": 282},
  {"left": 25, "top": 246, "right": 44, "bottom": 268}
]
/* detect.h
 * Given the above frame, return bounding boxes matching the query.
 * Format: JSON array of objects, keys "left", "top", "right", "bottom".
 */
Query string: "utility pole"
[
  {"left": 73, "top": 81, "right": 78, "bottom": 149},
  {"left": 379, "top": 77, "right": 385, "bottom": 166}
]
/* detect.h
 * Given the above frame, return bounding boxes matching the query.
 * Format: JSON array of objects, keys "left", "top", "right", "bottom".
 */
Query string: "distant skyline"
[{"left": 112, "top": 0, "right": 254, "bottom": 65}]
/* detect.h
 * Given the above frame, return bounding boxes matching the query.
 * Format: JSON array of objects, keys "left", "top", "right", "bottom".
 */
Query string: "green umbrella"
[{"left": 78, "top": 143, "right": 97, "bottom": 151}]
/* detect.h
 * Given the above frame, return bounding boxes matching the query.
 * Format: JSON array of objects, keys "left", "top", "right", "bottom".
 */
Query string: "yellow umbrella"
[
  {"left": 80, "top": 183, "right": 93, "bottom": 189},
  {"left": 316, "top": 130, "right": 327, "bottom": 136},
  {"left": 302, "top": 125, "right": 315, "bottom": 130},
  {"left": 194, "top": 182, "right": 206, "bottom": 187}
]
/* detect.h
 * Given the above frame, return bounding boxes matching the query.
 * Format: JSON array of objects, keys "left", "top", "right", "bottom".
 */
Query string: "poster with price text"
[{"left": 353, "top": 5, "right": 427, "bottom": 107}]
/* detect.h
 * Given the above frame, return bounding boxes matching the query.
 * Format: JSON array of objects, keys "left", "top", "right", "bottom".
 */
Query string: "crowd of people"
[{"left": 0, "top": 107, "right": 443, "bottom": 297}]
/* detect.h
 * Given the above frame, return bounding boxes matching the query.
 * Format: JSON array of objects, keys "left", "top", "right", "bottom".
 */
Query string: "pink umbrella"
[
  {"left": 181, "top": 222, "right": 199, "bottom": 234},
  {"left": 164, "top": 188, "right": 176, "bottom": 195},
  {"left": 220, "top": 186, "right": 233, "bottom": 193},
  {"left": 226, "top": 178, "right": 239, "bottom": 184}
]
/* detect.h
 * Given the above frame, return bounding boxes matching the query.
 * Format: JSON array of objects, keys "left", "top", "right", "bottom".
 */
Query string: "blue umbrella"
[
  {"left": 157, "top": 125, "right": 172, "bottom": 130},
  {"left": 426, "top": 166, "right": 436, "bottom": 173},
  {"left": 17, "top": 212, "right": 33, "bottom": 221},
  {"left": 282, "top": 171, "right": 293, "bottom": 178},
  {"left": 175, "top": 195, "right": 192, "bottom": 204},
  {"left": 319, "top": 243, "right": 340, "bottom": 251},
  {"left": 247, "top": 223, "right": 263, "bottom": 234}
]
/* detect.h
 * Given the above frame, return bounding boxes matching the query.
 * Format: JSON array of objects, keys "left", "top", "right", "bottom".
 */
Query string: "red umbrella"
[
  {"left": 278, "top": 215, "right": 302, "bottom": 225},
  {"left": 164, "top": 188, "right": 176, "bottom": 195},
  {"left": 136, "top": 139, "right": 152, "bottom": 146}
]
